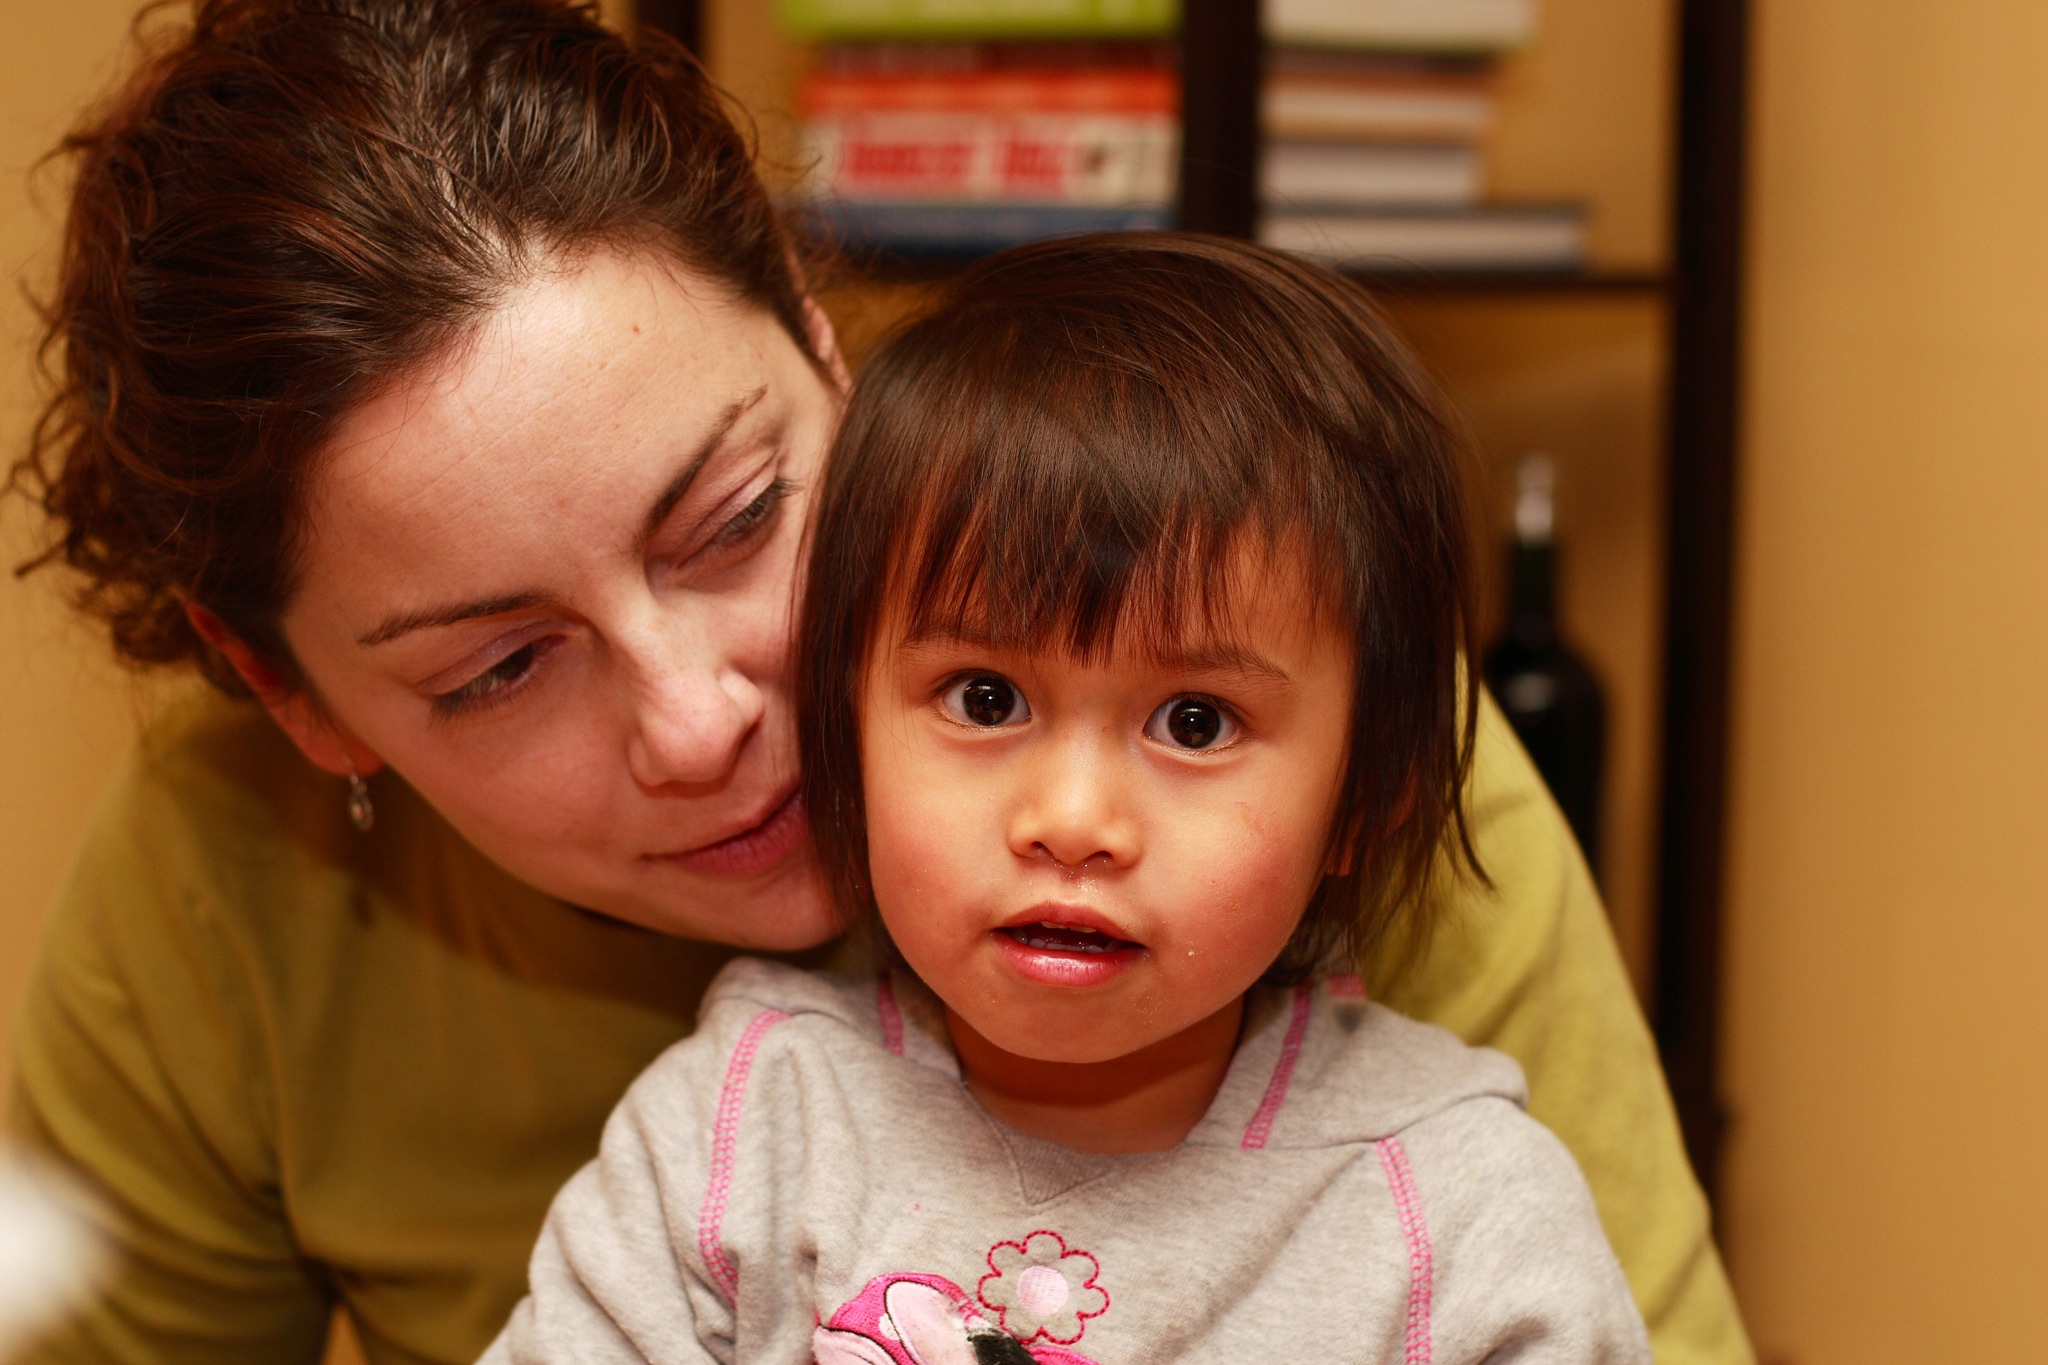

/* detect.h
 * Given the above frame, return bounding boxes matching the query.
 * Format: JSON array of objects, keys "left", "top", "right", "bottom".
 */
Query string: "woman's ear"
[
  {"left": 803, "top": 296, "right": 853, "bottom": 393},
  {"left": 181, "top": 599, "right": 385, "bottom": 779}
]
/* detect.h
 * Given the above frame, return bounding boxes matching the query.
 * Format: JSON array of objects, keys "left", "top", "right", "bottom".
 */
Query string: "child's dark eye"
[
  {"left": 1146, "top": 696, "right": 1238, "bottom": 751},
  {"left": 941, "top": 675, "right": 1031, "bottom": 728}
]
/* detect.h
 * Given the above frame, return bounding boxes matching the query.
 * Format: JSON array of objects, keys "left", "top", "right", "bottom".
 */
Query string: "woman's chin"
[{"left": 605, "top": 855, "right": 841, "bottom": 950}]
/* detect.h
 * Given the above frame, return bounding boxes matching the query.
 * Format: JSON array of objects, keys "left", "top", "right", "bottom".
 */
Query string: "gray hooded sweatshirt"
[{"left": 483, "top": 958, "right": 1649, "bottom": 1365}]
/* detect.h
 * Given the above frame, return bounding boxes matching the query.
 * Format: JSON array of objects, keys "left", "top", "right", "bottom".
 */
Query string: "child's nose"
[{"left": 1006, "top": 736, "right": 1140, "bottom": 871}]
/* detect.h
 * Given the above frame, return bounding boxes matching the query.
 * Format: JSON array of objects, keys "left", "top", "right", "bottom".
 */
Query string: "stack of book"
[
  {"left": 1257, "top": 0, "right": 1586, "bottom": 273},
  {"left": 783, "top": 1, "right": 1180, "bottom": 255},
  {"left": 780, "top": 0, "right": 1586, "bottom": 271}
]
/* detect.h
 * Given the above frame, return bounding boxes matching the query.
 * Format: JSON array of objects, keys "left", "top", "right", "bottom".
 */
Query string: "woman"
[{"left": 6, "top": 1, "right": 1747, "bottom": 1362}]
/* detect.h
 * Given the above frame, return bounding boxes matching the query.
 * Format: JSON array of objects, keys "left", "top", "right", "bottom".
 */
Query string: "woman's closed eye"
[
  {"left": 424, "top": 477, "right": 790, "bottom": 723},
  {"left": 431, "top": 637, "right": 560, "bottom": 718},
  {"left": 702, "top": 477, "right": 792, "bottom": 557},
  {"left": 1144, "top": 695, "right": 1240, "bottom": 752},
  {"left": 940, "top": 674, "right": 1032, "bottom": 728}
]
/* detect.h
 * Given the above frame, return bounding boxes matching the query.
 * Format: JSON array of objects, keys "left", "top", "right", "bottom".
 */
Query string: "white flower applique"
[{"left": 975, "top": 1231, "right": 1110, "bottom": 1346}]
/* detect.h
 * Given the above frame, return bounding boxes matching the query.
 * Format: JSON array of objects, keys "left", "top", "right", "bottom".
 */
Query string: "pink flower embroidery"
[{"left": 976, "top": 1231, "right": 1109, "bottom": 1345}]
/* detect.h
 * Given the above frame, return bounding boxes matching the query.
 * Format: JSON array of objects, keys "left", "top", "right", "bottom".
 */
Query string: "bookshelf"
[{"left": 655, "top": 0, "right": 1743, "bottom": 1195}]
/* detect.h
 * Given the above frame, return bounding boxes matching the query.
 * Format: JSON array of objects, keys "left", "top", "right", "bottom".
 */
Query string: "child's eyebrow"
[
  {"left": 904, "top": 626, "right": 1293, "bottom": 684},
  {"left": 1150, "top": 642, "right": 1293, "bottom": 683}
]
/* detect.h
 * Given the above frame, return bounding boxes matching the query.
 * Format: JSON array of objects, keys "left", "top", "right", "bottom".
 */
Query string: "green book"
[{"left": 778, "top": 0, "right": 1178, "bottom": 40}]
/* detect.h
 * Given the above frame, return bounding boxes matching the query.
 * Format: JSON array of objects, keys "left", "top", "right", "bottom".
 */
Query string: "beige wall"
[
  {"left": 1722, "top": 0, "right": 2048, "bottom": 1359},
  {"left": 0, "top": 0, "right": 150, "bottom": 1102}
]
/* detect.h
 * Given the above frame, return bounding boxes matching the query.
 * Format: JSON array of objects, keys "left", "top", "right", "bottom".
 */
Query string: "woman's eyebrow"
[
  {"left": 358, "top": 592, "right": 553, "bottom": 646},
  {"left": 358, "top": 387, "right": 769, "bottom": 648},
  {"left": 636, "top": 385, "right": 768, "bottom": 553}
]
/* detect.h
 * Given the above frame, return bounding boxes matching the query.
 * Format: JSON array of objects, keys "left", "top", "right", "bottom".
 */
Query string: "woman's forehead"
[
  {"left": 290, "top": 248, "right": 820, "bottom": 626},
  {"left": 321, "top": 252, "right": 750, "bottom": 485},
  {"left": 317, "top": 257, "right": 753, "bottom": 500}
]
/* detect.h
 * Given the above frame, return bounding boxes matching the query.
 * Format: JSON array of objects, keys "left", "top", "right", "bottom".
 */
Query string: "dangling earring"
[{"left": 345, "top": 764, "right": 375, "bottom": 833}]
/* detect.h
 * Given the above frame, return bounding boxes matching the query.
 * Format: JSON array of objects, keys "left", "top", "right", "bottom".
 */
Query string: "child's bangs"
[{"left": 879, "top": 362, "right": 1343, "bottom": 666}]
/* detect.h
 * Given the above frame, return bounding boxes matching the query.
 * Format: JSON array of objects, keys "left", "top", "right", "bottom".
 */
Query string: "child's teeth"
[{"left": 1012, "top": 922, "right": 1125, "bottom": 953}]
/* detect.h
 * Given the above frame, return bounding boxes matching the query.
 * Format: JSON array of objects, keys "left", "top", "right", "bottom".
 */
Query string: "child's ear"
[
  {"left": 182, "top": 598, "right": 385, "bottom": 779},
  {"left": 803, "top": 296, "right": 853, "bottom": 393}
]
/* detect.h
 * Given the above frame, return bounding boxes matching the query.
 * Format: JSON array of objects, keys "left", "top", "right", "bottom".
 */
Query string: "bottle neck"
[{"left": 1507, "top": 540, "right": 1558, "bottom": 643}]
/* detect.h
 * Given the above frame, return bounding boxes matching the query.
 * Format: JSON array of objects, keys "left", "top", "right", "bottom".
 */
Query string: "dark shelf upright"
[
  {"left": 1654, "top": 0, "right": 1751, "bottom": 1202},
  {"left": 637, "top": 0, "right": 701, "bottom": 54},
  {"left": 1177, "top": 0, "right": 1262, "bottom": 238}
]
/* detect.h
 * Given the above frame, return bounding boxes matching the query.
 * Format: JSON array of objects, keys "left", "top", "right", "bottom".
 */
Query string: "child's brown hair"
[{"left": 799, "top": 234, "right": 1478, "bottom": 979}]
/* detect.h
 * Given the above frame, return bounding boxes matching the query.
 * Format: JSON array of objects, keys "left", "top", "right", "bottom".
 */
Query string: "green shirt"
[{"left": 8, "top": 692, "right": 1750, "bottom": 1365}]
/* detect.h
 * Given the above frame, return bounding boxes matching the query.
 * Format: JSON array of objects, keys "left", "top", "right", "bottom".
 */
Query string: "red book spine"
[
  {"left": 800, "top": 68, "right": 1178, "bottom": 117},
  {"left": 802, "top": 111, "right": 1178, "bottom": 204}
]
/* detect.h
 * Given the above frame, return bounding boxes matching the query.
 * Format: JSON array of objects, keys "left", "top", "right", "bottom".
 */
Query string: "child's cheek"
[
  {"left": 864, "top": 793, "right": 945, "bottom": 910},
  {"left": 1162, "top": 792, "right": 1324, "bottom": 966},
  {"left": 861, "top": 749, "right": 995, "bottom": 935},
  {"left": 859, "top": 702, "right": 941, "bottom": 909}
]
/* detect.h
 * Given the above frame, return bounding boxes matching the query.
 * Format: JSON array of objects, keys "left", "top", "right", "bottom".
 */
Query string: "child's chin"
[
  {"left": 992, "top": 1037, "right": 1146, "bottom": 1068},
  {"left": 962, "top": 1003, "right": 1166, "bottom": 1067}
]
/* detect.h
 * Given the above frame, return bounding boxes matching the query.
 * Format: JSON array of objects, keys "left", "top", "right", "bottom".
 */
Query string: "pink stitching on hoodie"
[
  {"left": 877, "top": 971, "right": 905, "bottom": 1057},
  {"left": 698, "top": 1008, "right": 791, "bottom": 1299},
  {"left": 1376, "top": 1136, "right": 1434, "bottom": 1364},
  {"left": 1240, "top": 983, "right": 1314, "bottom": 1149}
]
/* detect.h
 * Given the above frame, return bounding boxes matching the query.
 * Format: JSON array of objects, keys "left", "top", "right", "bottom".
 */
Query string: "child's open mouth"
[
  {"left": 1000, "top": 922, "right": 1139, "bottom": 955},
  {"left": 994, "top": 912, "right": 1145, "bottom": 988}
]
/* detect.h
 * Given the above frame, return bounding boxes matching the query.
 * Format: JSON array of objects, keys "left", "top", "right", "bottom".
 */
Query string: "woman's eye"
[
  {"left": 1145, "top": 696, "right": 1238, "bottom": 751},
  {"left": 707, "top": 478, "right": 791, "bottom": 552},
  {"left": 941, "top": 675, "right": 1031, "bottom": 728},
  {"left": 433, "top": 641, "right": 548, "bottom": 717}
]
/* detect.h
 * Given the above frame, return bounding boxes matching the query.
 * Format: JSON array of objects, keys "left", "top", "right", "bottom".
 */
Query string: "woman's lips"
[
  {"left": 993, "top": 908, "right": 1144, "bottom": 989},
  {"left": 660, "top": 790, "right": 808, "bottom": 879}
]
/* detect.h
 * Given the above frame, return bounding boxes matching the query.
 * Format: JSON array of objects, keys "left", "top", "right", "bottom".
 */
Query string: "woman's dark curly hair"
[{"left": 9, "top": 0, "right": 815, "bottom": 694}]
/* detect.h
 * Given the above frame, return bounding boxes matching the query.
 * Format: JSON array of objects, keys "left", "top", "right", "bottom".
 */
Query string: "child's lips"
[
  {"left": 997, "top": 903, "right": 1139, "bottom": 945},
  {"left": 1000, "top": 922, "right": 1134, "bottom": 954},
  {"left": 993, "top": 905, "right": 1145, "bottom": 988}
]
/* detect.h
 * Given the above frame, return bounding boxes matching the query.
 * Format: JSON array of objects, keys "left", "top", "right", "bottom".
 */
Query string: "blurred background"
[{"left": 3, "top": 0, "right": 2045, "bottom": 1361}]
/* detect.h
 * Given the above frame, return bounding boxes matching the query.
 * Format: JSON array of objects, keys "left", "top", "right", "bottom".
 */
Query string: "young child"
[{"left": 483, "top": 236, "right": 1649, "bottom": 1365}]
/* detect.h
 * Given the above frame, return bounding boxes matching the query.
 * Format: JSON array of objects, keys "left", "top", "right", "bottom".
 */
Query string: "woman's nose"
[
  {"left": 625, "top": 652, "right": 765, "bottom": 791},
  {"left": 1006, "top": 733, "right": 1141, "bottom": 871}
]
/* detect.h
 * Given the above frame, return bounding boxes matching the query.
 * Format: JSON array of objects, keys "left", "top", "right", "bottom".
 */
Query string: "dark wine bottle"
[{"left": 1482, "top": 453, "right": 1608, "bottom": 875}]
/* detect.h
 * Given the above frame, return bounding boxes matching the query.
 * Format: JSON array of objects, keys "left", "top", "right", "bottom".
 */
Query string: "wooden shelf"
[
  {"left": 1348, "top": 269, "right": 1668, "bottom": 298},
  {"left": 807, "top": 242, "right": 1667, "bottom": 296}
]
